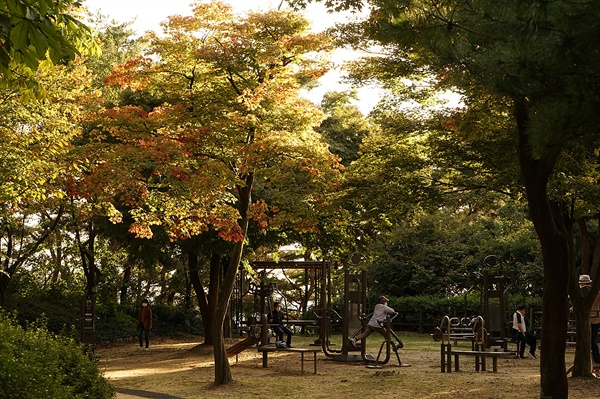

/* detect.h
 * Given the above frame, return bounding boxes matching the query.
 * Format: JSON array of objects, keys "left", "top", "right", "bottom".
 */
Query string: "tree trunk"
[
  {"left": 189, "top": 251, "right": 222, "bottom": 345},
  {"left": 120, "top": 263, "right": 132, "bottom": 304},
  {"left": 0, "top": 274, "right": 10, "bottom": 308},
  {"left": 569, "top": 260, "right": 600, "bottom": 378},
  {"left": 516, "top": 97, "right": 569, "bottom": 398},
  {"left": 571, "top": 303, "right": 593, "bottom": 377},
  {"left": 80, "top": 225, "right": 97, "bottom": 296},
  {"left": 207, "top": 252, "right": 221, "bottom": 343},
  {"left": 578, "top": 219, "right": 591, "bottom": 275},
  {"left": 213, "top": 174, "right": 253, "bottom": 385}
]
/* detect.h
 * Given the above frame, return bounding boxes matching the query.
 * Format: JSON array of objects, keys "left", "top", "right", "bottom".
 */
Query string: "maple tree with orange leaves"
[{"left": 83, "top": 1, "right": 341, "bottom": 384}]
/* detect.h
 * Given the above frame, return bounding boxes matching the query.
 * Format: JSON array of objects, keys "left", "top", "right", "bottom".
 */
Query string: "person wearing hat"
[
  {"left": 349, "top": 295, "right": 397, "bottom": 346},
  {"left": 512, "top": 303, "right": 537, "bottom": 359},
  {"left": 578, "top": 274, "right": 600, "bottom": 366},
  {"left": 137, "top": 298, "right": 153, "bottom": 350}
]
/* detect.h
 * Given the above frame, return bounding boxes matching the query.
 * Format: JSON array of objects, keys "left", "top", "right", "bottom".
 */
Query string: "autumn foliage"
[{"left": 80, "top": 1, "right": 340, "bottom": 244}]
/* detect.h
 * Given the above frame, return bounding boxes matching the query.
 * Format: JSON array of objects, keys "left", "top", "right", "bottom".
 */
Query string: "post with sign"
[{"left": 81, "top": 295, "right": 96, "bottom": 344}]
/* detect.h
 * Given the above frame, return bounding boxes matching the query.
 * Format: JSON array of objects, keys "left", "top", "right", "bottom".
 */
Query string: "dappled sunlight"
[{"left": 98, "top": 336, "right": 600, "bottom": 399}]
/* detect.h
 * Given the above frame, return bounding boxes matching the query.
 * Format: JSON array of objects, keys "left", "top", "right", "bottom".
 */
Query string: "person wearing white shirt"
[
  {"left": 512, "top": 303, "right": 537, "bottom": 359},
  {"left": 349, "top": 296, "right": 396, "bottom": 346}
]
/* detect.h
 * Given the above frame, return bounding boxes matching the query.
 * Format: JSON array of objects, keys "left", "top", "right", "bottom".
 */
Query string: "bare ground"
[{"left": 97, "top": 333, "right": 600, "bottom": 399}]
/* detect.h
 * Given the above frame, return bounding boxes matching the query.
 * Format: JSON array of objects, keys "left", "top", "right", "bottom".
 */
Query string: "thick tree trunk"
[
  {"left": 189, "top": 251, "right": 222, "bottom": 345},
  {"left": 120, "top": 263, "right": 132, "bottom": 304},
  {"left": 569, "top": 269, "right": 600, "bottom": 378},
  {"left": 578, "top": 219, "right": 591, "bottom": 275},
  {"left": 571, "top": 304, "right": 593, "bottom": 377},
  {"left": 515, "top": 98, "right": 569, "bottom": 398},
  {"left": 0, "top": 274, "right": 10, "bottom": 308},
  {"left": 213, "top": 174, "right": 253, "bottom": 385}
]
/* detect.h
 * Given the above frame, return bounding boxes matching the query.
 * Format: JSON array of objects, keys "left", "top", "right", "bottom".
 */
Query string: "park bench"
[
  {"left": 257, "top": 345, "right": 320, "bottom": 374},
  {"left": 435, "top": 315, "right": 517, "bottom": 372},
  {"left": 442, "top": 349, "right": 517, "bottom": 372}
]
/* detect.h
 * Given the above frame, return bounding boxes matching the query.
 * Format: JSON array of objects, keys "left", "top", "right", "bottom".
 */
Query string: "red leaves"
[
  {"left": 169, "top": 167, "right": 190, "bottom": 182},
  {"left": 249, "top": 199, "right": 270, "bottom": 229},
  {"left": 103, "top": 57, "right": 154, "bottom": 90},
  {"left": 103, "top": 105, "right": 149, "bottom": 121}
]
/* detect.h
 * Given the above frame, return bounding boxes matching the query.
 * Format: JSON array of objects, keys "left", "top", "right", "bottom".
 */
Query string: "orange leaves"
[
  {"left": 80, "top": 2, "right": 344, "bottom": 245},
  {"left": 249, "top": 199, "right": 270, "bottom": 229},
  {"left": 104, "top": 105, "right": 149, "bottom": 120},
  {"left": 103, "top": 56, "right": 154, "bottom": 90}
]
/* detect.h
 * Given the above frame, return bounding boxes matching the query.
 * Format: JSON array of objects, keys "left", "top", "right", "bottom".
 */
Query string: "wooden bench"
[
  {"left": 257, "top": 346, "right": 320, "bottom": 374},
  {"left": 442, "top": 349, "right": 517, "bottom": 372}
]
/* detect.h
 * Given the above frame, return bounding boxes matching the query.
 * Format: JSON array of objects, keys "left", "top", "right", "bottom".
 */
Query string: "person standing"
[
  {"left": 350, "top": 295, "right": 396, "bottom": 346},
  {"left": 512, "top": 303, "right": 537, "bottom": 359},
  {"left": 268, "top": 302, "right": 292, "bottom": 348},
  {"left": 137, "top": 299, "right": 153, "bottom": 350}
]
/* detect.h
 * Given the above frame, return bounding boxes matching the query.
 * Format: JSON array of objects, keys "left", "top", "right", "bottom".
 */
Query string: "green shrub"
[
  {"left": 94, "top": 302, "right": 204, "bottom": 342},
  {"left": 379, "top": 294, "right": 542, "bottom": 333},
  {"left": 0, "top": 312, "right": 114, "bottom": 399},
  {"left": 94, "top": 303, "right": 138, "bottom": 342}
]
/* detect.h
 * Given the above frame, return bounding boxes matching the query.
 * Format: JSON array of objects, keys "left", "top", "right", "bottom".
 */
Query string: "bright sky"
[{"left": 83, "top": 0, "right": 379, "bottom": 113}]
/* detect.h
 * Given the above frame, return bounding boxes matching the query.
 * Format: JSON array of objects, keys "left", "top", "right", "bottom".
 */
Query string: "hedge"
[{"left": 0, "top": 312, "right": 114, "bottom": 399}]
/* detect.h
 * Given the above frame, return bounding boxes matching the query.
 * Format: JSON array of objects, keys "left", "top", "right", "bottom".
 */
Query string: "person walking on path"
[
  {"left": 512, "top": 303, "right": 537, "bottom": 359},
  {"left": 137, "top": 298, "right": 153, "bottom": 350}
]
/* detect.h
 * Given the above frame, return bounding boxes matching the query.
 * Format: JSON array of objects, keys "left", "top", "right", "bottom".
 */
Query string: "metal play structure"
[
  {"left": 461, "top": 255, "right": 516, "bottom": 350},
  {"left": 229, "top": 254, "right": 408, "bottom": 368}
]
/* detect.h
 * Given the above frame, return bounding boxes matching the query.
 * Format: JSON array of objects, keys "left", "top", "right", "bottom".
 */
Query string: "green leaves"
[
  {"left": 0, "top": 0, "right": 97, "bottom": 97},
  {"left": 89, "top": 2, "right": 340, "bottom": 243}
]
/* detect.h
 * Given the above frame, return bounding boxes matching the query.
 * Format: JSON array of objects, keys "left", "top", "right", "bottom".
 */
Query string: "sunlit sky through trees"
[{"left": 83, "top": 0, "right": 381, "bottom": 114}]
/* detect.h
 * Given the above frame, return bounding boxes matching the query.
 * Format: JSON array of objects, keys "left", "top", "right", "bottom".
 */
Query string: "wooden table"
[{"left": 257, "top": 346, "right": 320, "bottom": 374}]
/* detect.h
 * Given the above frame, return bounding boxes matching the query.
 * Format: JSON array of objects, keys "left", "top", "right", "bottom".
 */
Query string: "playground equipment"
[
  {"left": 354, "top": 313, "right": 408, "bottom": 369},
  {"left": 233, "top": 260, "right": 327, "bottom": 331},
  {"left": 432, "top": 315, "right": 488, "bottom": 349},
  {"left": 316, "top": 254, "right": 369, "bottom": 362},
  {"left": 229, "top": 260, "right": 327, "bottom": 355},
  {"left": 462, "top": 255, "right": 515, "bottom": 350},
  {"left": 433, "top": 315, "right": 516, "bottom": 372},
  {"left": 229, "top": 255, "right": 407, "bottom": 367},
  {"left": 315, "top": 253, "right": 407, "bottom": 367}
]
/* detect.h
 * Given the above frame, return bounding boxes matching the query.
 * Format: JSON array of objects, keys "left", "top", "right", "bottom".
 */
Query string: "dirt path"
[{"left": 97, "top": 335, "right": 600, "bottom": 399}]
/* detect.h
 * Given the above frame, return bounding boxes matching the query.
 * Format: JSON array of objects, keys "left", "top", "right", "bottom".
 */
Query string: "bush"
[
  {"left": 94, "top": 302, "right": 204, "bottom": 342},
  {"left": 5, "top": 275, "right": 81, "bottom": 335},
  {"left": 381, "top": 294, "right": 542, "bottom": 333},
  {"left": 150, "top": 302, "right": 204, "bottom": 336},
  {"left": 94, "top": 302, "right": 138, "bottom": 342},
  {"left": 0, "top": 312, "right": 114, "bottom": 399}
]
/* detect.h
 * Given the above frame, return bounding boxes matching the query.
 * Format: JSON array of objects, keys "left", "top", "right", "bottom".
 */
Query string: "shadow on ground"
[{"left": 115, "top": 387, "right": 187, "bottom": 399}]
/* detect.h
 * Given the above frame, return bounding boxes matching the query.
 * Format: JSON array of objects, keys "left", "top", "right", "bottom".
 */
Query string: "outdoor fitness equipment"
[
  {"left": 461, "top": 255, "right": 515, "bottom": 350},
  {"left": 315, "top": 253, "right": 407, "bottom": 367},
  {"left": 232, "top": 260, "right": 328, "bottom": 336},
  {"left": 433, "top": 315, "right": 516, "bottom": 372},
  {"left": 356, "top": 313, "right": 409, "bottom": 368},
  {"left": 315, "top": 253, "right": 369, "bottom": 362}
]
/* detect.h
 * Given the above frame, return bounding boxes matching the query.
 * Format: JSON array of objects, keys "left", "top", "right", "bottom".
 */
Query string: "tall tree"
[
  {"left": 0, "top": 58, "right": 99, "bottom": 304},
  {"left": 292, "top": 1, "right": 600, "bottom": 395},
  {"left": 90, "top": 1, "right": 340, "bottom": 385}
]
